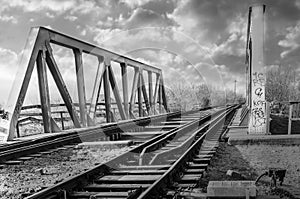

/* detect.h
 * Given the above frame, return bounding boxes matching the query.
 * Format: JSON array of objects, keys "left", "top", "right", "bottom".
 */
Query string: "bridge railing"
[{"left": 288, "top": 101, "right": 300, "bottom": 135}]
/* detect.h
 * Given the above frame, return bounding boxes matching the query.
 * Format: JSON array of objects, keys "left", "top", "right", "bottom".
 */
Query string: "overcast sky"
[{"left": 0, "top": 0, "right": 300, "bottom": 105}]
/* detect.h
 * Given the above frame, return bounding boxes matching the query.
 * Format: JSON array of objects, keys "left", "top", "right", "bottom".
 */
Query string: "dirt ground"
[
  {"left": 200, "top": 142, "right": 300, "bottom": 198},
  {"left": 0, "top": 145, "right": 130, "bottom": 199}
]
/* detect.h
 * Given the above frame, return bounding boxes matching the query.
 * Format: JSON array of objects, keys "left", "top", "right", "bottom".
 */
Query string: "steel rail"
[
  {"left": 137, "top": 105, "right": 238, "bottom": 198},
  {"left": 0, "top": 109, "right": 188, "bottom": 162},
  {"left": 148, "top": 107, "right": 230, "bottom": 165},
  {"left": 0, "top": 106, "right": 212, "bottom": 154},
  {"left": 138, "top": 107, "right": 226, "bottom": 165},
  {"left": 24, "top": 106, "right": 222, "bottom": 199}
]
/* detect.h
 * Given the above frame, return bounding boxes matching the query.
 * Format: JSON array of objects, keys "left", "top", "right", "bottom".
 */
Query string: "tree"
[
  {"left": 166, "top": 83, "right": 231, "bottom": 111},
  {"left": 266, "top": 65, "right": 299, "bottom": 102}
]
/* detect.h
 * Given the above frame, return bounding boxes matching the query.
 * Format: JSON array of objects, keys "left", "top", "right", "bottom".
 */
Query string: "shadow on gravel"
[
  {"left": 199, "top": 142, "right": 258, "bottom": 191},
  {"left": 199, "top": 142, "right": 299, "bottom": 199}
]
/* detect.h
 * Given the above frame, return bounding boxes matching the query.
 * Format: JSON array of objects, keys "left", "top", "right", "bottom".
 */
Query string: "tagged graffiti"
[
  {"left": 252, "top": 72, "right": 265, "bottom": 87},
  {"left": 253, "top": 100, "right": 266, "bottom": 107},
  {"left": 254, "top": 88, "right": 263, "bottom": 98},
  {"left": 252, "top": 107, "right": 266, "bottom": 127}
]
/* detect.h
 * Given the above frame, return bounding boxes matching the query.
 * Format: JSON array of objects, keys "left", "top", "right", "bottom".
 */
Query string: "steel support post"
[
  {"left": 60, "top": 111, "right": 65, "bottom": 130},
  {"left": 89, "top": 57, "right": 104, "bottom": 121},
  {"left": 121, "top": 63, "right": 129, "bottom": 119},
  {"left": 103, "top": 58, "right": 111, "bottom": 123},
  {"left": 45, "top": 42, "right": 81, "bottom": 128},
  {"left": 137, "top": 71, "right": 143, "bottom": 117},
  {"left": 140, "top": 73, "right": 150, "bottom": 114},
  {"left": 108, "top": 65, "right": 126, "bottom": 120},
  {"left": 160, "top": 74, "right": 168, "bottom": 112},
  {"left": 153, "top": 73, "right": 160, "bottom": 114},
  {"left": 129, "top": 69, "right": 139, "bottom": 118},
  {"left": 36, "top": 50, "right": 52, "bottom": 133},
  {"left": 148, "top": 71, "right": 153, "bottom": 115},
  {"left": 73, "top": 49, "right": 88, "bottom": 127},
  {"left": 288, "top": 102, "right": 293, "bottom": 135},
  {"left": 158, "top": 86, "right": 162, "bottom": 113}
]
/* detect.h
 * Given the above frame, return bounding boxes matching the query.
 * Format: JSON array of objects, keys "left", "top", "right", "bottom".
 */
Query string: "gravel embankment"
[
  {"left": 236, "top": 144, "right": 300, "bottom": 196},
  {"left": 200, "top": 142, "right": 300, "bottom": 198},
  {"left": 0, "top": 145, "right": 131, "bottom": 199}
]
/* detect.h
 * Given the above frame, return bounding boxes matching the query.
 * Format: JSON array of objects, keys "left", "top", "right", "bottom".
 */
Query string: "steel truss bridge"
[{"left": 3, "top": 27, "right": 169, "bottom": 141}]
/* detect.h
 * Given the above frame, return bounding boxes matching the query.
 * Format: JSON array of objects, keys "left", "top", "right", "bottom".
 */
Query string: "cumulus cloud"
[
  {"left": 0, "top": 15, "right": 17, "bottom": 24},
  {"left": 125, "top": 7, "right": 172, "bottom": 28},
  {"left": 168, "top": 0, "right": 246, "bottom": 43},
  {"left": 70, "top": 0, "right": 111, "bottom": 18},
  {"left": 6, "top": 0, "right": 76, "bottom": 14},
  {"left": 64, "top": 15, "right": 78, "bottom": 21},
  {"left": 278, "top": 21, "right": 300, "bottom": 58},
  {"left": 0, "top": 47, "right": 18, "bottom": 101},
  {"left": 209, "top": 14, "right": 248, "bottom": 57},
  {"left": 88, "top": 27, "right": 173, "bottom": 52},
  {"left": 120, "top": 0, "right": 154, "bottom": 8},
  {"left": 0, "top": 47, "right": 18, "bottom": 72},
  {"left": 2, "top": 0, "right": 112, "bottom": 19}
]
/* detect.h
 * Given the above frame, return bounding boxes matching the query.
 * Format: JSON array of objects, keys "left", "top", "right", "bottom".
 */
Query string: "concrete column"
[{"left": 248, "top": 4, "right": 267, "bottom": 134}]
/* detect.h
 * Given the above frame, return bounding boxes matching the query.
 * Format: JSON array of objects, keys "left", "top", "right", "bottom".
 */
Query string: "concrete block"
[{"left": 207, "top": 181, "right": 256, "bottom": 198}]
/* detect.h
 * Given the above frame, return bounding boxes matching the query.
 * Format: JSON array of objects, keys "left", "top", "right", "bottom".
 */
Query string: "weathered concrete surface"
[
  {"left": 207, "top": 181, "right": 256, "bottom": 198},
  {"left": 228, "top": 134, "right": 300, "bottom": 145}
]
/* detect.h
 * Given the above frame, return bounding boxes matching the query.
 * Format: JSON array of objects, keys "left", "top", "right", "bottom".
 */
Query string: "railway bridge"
[
  {"left": 1, "top": 26, "right": 169, "bottom": 141},
  {"left": 1, "top": 4, "right": 299, "bottom": 199},
  {"left": 0, "top": 4, "right": 267, "bottom": 142}
]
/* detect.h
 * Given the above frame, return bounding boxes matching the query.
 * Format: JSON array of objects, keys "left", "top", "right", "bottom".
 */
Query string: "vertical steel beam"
[
  {"left": 137, "top": 71, "right": 143, "bottom": 117},
  {"left": 89, "top": 57, "right": 105, "bottom": 120},
  {"left": 103, "top": 58, "right": 111, "bottom": 123},
  {"left": 158, "top": 83, "right": 162, "bottom": 113},
  {"left": 160, "top": 74, "right": 168, "bottom": 112},
  {"left": 60, "top": 111, "right": 65, "bottom": 130},
  {"left": 288, "top": 102, "right": 293, "bottom": 135},
  {"left": 129, "top": 69, "right": 139, "bottom": 118},
  {"left": 107, "top": 65, "right": 126, "bottom": 120},
  {"left": 148, "top": 71, "right": 153, "bottom": 115},
  {"left": 73, "top": 49, "right": 88, "bottom": 127},
  {"left": 36, "top": 50, "right": 52, "bottom": 133},
  {"left": 45, "top": 42, "right": 81, "bottom": 128},
  {"left": 140, "top": 73, "right": 150, "bottom": 114},
  {"left": 153, "top": 73, "right": 161, "bottom": 114},
  {"left": 246, "top": 7, "right": 252, "bottom": 108},
  {"left": 121, "top": 63, "right": 129, "bottom": 119}
]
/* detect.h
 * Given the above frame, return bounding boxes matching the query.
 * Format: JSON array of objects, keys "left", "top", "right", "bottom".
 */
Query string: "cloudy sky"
[{"left": 0, "top": 0, "right": 300, "bottom": 105}]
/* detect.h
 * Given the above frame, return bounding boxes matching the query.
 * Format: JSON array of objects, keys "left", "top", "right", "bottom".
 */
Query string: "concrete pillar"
[{"left": 248, "top": 5, "right": 267, "bottom": 134}]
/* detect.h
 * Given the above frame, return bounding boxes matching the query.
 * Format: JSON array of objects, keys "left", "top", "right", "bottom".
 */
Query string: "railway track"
[
  {"left": 0, "top": 107, "right": 215, "bottom": 164},
  {"left": 24, "top": 105, "right": 238, "bottom": 199}
]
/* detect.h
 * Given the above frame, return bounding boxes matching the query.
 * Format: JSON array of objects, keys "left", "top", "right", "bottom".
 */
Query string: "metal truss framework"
[{"left": 6, "top": 27, "right": 168, "bottom": 140}]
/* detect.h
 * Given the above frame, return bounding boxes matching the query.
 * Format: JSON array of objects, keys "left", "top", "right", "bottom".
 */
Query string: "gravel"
[
  {"left": 200, "top": 142, "right": 300, "bottom": 198},
  {"left": 236, "top": 144, "right": 300, "bottom": 194},
  {"left": 0, "top": 144, "right": 131, "bottom": 199}
]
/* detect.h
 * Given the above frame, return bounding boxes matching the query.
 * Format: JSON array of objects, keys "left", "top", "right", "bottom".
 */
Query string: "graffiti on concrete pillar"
[
  {"left": 251, "top": 72, "right": 266, "bottom": 129},
  {"left": 252, "top": 72, "right": 265, "bottom": 87},
  {"left": 251, "top": 107, "right": 266, "bottom": 127},
  {"left": 249, "top": 4, "right": 266, "bottom": 134}
]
